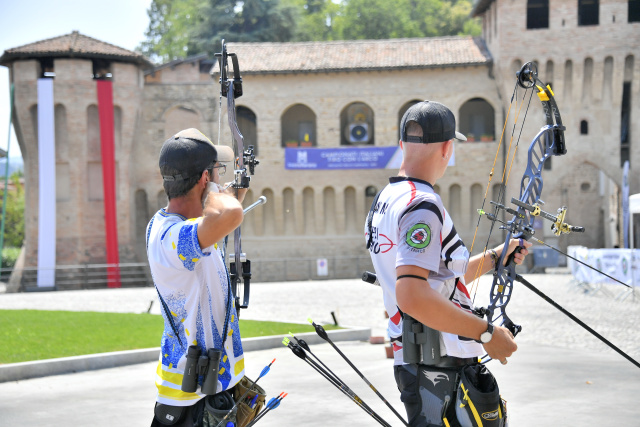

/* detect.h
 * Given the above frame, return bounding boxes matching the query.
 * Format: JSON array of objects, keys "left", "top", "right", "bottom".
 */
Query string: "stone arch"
[
  {"left": 29, "top": 104, "right": 38, "bottom": 142},
  {"left": 459, "top": 98, "right": 496, "bottom": 142},
  {"left": 283, "top": 187, "right": 296, "bottom": 235},
  {"left": 53, "top": 103, "right": 71, "bottom": 204},
  {"left": 602, "top": 56, "right": 614, "bottom": 103},
  {"left": 340, "top": 102, "right": 374, "bottom": 145},
  {"left": 242, "top": 190, "right": 255, "bottom": 235},
  {"left": 545, "top": 60, "right": 554, "bottom": 86},
  {"left": 54, "top": 104, "right": 68, "bottom": 161},
  {"left": 303, "top": 187, "right": 316, "bottom": 235},
  {"left": 323, "top": 186, "right": 337, "bottom": 234},
  {"left": 135, "top": 189, "right": 149, "bottom": 248},
  {"left": 237, "top": 105, "right": 258, "bottom": 153},
  {"left": 163, "top": 104, "right": 202, "bottom": 141},
  {"left": 87, "top": 104, "right": 100, "bottom": 160},
  {"left": 624, "top": 55, "right": 635, "bottom": 82},
  {"left": 365, "top": 185, "right": 378, "bottom": 213},
  {"left": 262, "top": 188, "right": 276, "bottom": 236},
  {"left": 114, "top": 105, "right": 123, "bottom": 148},
  {"left": 564, "top": 59, "right": 574, "bottom": 101},
  {"left": 344, "top": 186, "right": 357, "bottom": 234},
  {"left": 582, "top": 57, "right": 594, "bottom": 103},
  {"left": 281, "top": 103, "right": 317, "bottom": 147}
]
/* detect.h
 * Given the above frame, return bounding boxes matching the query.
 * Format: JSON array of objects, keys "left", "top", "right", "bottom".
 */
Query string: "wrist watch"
[{"left": 480, "top": 322, "right": 494, "bottom": 344}]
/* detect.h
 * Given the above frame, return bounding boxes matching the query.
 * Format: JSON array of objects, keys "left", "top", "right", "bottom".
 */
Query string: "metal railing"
[
  {"left": 0, "top": 255, "right": 375, "bottom": 291},
  {"left": 0, "top": 262, "right": 152, "bottom": 291}
]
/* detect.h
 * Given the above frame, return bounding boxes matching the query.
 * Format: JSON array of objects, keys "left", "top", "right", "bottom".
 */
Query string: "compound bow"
[
  {"left": 473, "top": 62, "right": 640, "bottom": 369},
  {"left": 215, "top": 40, "right": 260, "bottom": 316}
]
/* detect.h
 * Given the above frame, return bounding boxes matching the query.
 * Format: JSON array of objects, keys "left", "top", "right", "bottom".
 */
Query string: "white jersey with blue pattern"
[{"left": 146, "top": 208, "right": 244, "bottom": 406}]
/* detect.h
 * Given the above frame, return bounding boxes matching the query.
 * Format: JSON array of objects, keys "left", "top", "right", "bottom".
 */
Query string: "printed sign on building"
[{"left": 285, "top": 147, "right": 402, "bottom": 170}]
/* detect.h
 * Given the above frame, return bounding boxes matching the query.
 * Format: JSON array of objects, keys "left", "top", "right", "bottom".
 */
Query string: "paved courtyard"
[{"left": 0, "top": 272, "right": 639, "bottom": 426}]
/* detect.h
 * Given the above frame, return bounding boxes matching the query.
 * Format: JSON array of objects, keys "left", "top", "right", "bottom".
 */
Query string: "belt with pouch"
[{"left": 432, "top": 356, "right": 477, "bottom": 368}]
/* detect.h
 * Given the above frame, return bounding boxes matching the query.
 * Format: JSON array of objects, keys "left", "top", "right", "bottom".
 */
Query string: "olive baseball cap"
[
  {"left": 400, "top": 101, "right": 467, "bottom": 143},
  {"left": 159, "top": 128, "right": 235, "bottom": 182}
]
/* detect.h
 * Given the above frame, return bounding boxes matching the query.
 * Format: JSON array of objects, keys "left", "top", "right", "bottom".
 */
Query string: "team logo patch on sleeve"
[{"left": 406, "top": 223, "right": 431, "bottom": 249}]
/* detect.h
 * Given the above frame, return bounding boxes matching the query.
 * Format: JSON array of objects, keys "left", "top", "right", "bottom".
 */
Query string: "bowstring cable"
[
  {"left": 468, "top": 83, "right": 531, "bottom": 300},
  {"left": 468, "top": 84, "right": 516, "bottom": 255}
]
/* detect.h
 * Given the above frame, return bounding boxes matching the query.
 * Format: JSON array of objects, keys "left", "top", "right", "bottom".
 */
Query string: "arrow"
[
  {"left": 308, "top": 319, "right": 410, "bottom": 426},
  {"left": 246, "top": 392, "right": 287, "bottom": 426},
  {"left": 214, "top": 358, "right": 276, "bottom": 427},
  {"left": 282, "top": 337, "right": 392, "bottom": 426}
]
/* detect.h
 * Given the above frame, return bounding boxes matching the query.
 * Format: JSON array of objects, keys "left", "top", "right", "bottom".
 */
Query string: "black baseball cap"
[
  {"left": 159, "top": 128, "right": 234, "bottom": 182},
  {"left": 400, "top": 101, "right": 466, "bottom": 143}
]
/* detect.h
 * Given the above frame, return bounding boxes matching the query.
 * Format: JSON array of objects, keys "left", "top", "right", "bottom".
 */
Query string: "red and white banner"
[{"left": 96, "top": 80, "right": 121, "bottom": 288}]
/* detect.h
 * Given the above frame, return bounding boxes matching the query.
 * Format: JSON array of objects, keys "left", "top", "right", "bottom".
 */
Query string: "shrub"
[{"left": 1, "top": 246, "right": 21, "bottom": 269}]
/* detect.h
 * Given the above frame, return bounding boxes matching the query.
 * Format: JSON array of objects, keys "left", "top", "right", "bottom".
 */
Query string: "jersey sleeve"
[
  {"left": 155, "top": 218, "right": 211, "bottom": 272},
  {"left": 396, "top": 199, "right": 444, "bottom": 273}
]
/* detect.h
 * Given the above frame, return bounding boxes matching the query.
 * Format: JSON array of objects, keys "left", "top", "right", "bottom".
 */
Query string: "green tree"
[
  {"left": 138, "top": 0, "right": 201, "bottom": 63},
  {"left": 285, "top": 0, "right": 341, "bottom": 41},
  {"left": 0, "top": 172, "right": 25, "bottom": 249},
  {"left": 187, "top": 0, "right": 239, "bottom": 58},
  {"left": 137, "top": 0, "right": 481, "bottom": 63},
  {"left": 333, "top": 0, "right": 480, "bottom": 40},
  {"left": 139, "top": 0, "right": 299, "bottom": 63}
]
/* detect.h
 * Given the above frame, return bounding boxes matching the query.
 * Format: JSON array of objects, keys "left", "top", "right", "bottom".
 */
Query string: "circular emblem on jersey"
[{"left": 406, "top": 223, "right": 431, "bottom": 249}]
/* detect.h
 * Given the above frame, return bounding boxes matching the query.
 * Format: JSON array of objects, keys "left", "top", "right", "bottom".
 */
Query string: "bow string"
[{"left": 474, "top": 62, "right": 568, "bottom": 338}]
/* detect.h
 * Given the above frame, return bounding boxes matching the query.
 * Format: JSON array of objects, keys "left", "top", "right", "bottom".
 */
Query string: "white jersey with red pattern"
[{"left": 365, "top": 176, "right": 484, "bottom": 365}]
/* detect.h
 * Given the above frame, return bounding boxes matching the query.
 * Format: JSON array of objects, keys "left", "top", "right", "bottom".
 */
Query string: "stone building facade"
[
  {"left": 1, "top": 0, "right": 638, "bottom": 286},
  {"left": 473, "top": 0, "right": 640, "bottom": 252}
]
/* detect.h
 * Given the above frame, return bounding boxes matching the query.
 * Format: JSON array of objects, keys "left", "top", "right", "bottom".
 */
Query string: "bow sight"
[
  {"left": 478, "top": 198, "right": 585, "bottom": 242},
  {"left": 233, "top": 146, "right": 259, "bottom": 189}
]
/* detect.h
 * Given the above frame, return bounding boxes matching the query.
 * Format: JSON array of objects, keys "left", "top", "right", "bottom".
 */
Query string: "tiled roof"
[
  {"left": 471, "top": 0, "right": 494, "bottom": 17},
  {"left": 0, "top": 31, "right": 152, "bottom": 68},
  {"left": 212, "top": 36, "right": 491, "bottom": 75},
  {"left": 146, "top": 53, "right": 210, "bottom": 74}
]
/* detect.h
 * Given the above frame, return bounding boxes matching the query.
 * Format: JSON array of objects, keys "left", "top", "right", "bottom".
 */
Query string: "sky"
[{"left": 0, "top": 0, "right": 153, "bottom": 158}]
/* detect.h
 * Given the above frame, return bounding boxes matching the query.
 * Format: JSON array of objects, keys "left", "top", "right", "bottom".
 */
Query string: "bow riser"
[{"left": 216, "top": 40, "right": 260, "bottom": 315}]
